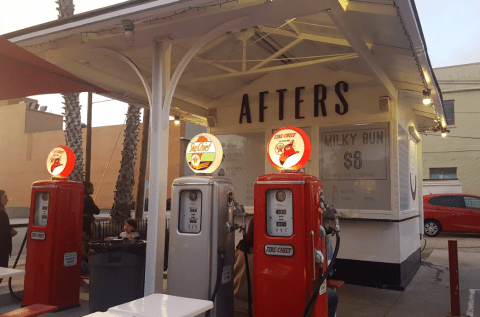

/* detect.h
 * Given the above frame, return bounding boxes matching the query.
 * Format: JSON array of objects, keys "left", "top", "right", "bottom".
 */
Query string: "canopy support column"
[{"left": 145, "top": 39, "right": 171, "bottom": 295}]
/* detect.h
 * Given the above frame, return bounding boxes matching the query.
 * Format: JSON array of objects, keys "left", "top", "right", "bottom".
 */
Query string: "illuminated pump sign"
[
  {"left": 46, "top": 145, "right": 75, "bottom": 178},
  {"left": 267, "top": 126, "right": 311, "bottom": 171},
  {"left": 186, "top": 133, "right": 223, "bottom": 174}
]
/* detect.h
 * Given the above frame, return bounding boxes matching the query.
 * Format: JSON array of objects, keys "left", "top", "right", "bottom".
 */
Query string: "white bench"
[
  {"left": 0, "top": 267, "right": 25, "bottom": 279},
  {"left": 83, "top": 293, "right": 213, "bottom": 317}
]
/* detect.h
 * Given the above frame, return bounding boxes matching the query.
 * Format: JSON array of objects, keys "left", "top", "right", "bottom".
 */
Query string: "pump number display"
[
  {"left": 33, "top": 192, "right": 49, "bottom": 227},
  {"left": 179, "top": 190, "right": 202, "bottom": 234},
  {"left": 266, "top": 189, "right": 293, "bottom": 237}
]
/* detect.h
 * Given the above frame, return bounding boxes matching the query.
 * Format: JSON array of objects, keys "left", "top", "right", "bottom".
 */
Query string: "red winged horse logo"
[
  {"left": 50, "top": 157, "right": 63, "bottom": 172},
  {"left": 279, "top": 140, "right": 299, "bottom": 165}
]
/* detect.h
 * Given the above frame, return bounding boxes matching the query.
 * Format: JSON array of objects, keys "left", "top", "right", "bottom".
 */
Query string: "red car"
[{"left": 423, "top": 194, "right": 480, "bottom": 237}]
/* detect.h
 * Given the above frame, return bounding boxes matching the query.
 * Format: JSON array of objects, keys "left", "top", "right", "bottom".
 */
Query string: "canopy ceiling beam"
[
  {"left": 327, "top": 0, "right": 397, "bottom": 99},
  {"left": 343, "top": 0, "right": 396, "bottom": 16},
  {"left": 177, "top": 42, "right": 238, "bottom": 73},
  {"left": 62, "top": 62, "right": 149, "bottom": 101},
  {"left": 182, "top": 53, "right": 358, "bottom": 83},
  {"left": 257, "top": 25, "right": 373, "bottom": 49},
  {"left": 235, "top": 29, "right": 256, "bottom": 72},
  {"left": 250, "top": 37, "right": 303, "bottom": 70},
  {"left": 172, "top": 98, "right": 211, "bottom": 118},
  {"left": 91, "top": 48, "right": 153, "bottom": 108}
]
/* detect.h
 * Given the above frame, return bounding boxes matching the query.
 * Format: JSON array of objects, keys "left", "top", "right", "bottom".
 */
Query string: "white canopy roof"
[{"left": 4, "top": 0, "right": 444, "bottom": 129}]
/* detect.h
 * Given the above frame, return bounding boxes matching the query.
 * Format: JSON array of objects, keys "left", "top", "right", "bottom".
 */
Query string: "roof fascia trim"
[
  {"left": 395, "top": 0, "right": 445, "bottom": 126},
  {"left": 4, "top": 0, "right": 207, "bottom": 43}
]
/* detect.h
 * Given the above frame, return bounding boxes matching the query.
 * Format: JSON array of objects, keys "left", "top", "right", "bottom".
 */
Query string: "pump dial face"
[
  {"left": 276, "top": 190, "right": 286, "bottom": 202},
  {"left": 189, "top": 191, "right": 198, "bottom": 202}
]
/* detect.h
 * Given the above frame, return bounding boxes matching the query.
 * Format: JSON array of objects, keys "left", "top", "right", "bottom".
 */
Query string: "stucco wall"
[
  {"left": 0, "top": 100, "right": 185, "bottom": 214},
  {"left": 422, "top": 63, "right": 480, "bottom": 196}
]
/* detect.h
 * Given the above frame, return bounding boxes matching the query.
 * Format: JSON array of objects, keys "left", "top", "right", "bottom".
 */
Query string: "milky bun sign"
[
  {"left": 267, "top": 126, "right": 311, "bottom": 171},
  {"left": 186, "top": 133, "right": 223, "bottom": 174},
  {"left": 46, "top": 145, "right": 76, "bottom": 178}
]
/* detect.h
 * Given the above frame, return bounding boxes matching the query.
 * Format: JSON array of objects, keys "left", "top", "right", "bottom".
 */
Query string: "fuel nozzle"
[
  {"left": 227, "top": 192, "right": 248, "bottom": 233},
  {"left": 321, "top": 198, "right": 340, "bottom": 236}
]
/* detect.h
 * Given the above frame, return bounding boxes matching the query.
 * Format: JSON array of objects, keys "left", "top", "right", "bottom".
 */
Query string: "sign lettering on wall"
[
  {"left": 319, "top": 123, "right": 390, "bottom": 211},
  {"left": 239, "top": 81, "right": 349, "bottom": 124}
]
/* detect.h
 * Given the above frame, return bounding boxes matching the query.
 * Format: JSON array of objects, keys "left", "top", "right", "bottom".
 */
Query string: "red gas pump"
[
  {"left": 23, "top": 146, "right": 84, "bottom": 309},
  {"left": 253, "top": 127, "right": 340, "bottom": 317}
]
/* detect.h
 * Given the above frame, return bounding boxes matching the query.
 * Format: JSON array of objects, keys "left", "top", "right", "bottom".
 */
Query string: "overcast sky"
[{"left": 1, "top": 0, "right": 479, "bottom": 126}]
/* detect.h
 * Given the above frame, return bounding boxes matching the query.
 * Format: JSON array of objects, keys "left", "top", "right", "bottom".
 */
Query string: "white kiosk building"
[{"left": 5, "top": 0, "right": 445, "bottom": 291}]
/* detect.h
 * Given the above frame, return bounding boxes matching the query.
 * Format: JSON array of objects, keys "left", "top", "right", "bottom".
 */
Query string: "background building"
[
  {"left": 0, "top": 98, "right": 194, "bottom": 218},
  {"left": 422, "top": 63, "right": 480, "bottom": 195}
]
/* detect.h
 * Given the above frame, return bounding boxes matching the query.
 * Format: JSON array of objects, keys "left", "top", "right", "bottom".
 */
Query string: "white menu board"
[
  {"left": 319, "top": 123, "right": 390, "bottom": 211},
  {"left": 216, "top": 133, "right": 265, "bottom": 206}
]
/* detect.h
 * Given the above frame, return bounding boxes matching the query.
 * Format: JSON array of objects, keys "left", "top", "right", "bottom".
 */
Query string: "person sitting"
[{"left": 105, "top": 218, "right": 140, "bottom": 241}]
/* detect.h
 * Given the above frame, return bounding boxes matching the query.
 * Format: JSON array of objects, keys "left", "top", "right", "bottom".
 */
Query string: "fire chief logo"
[
  {"left": 46, "top": 145, "right": 75, "bottom": 178},
  {"left": 267, "top": 127, "right": 311, "bottom": 171},
  {"left": 186, "top": 134, "right": 223, "bottom": 174}
]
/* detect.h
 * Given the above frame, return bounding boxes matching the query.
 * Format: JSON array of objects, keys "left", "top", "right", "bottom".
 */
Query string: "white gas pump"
[{"left": 167, "top": 133, "right": 245, "bottom": 317}]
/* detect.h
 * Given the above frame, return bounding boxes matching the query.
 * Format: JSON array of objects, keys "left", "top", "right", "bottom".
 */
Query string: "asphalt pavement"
[{"left": 2, "top": 219, "right": 480, "bottom": 317}]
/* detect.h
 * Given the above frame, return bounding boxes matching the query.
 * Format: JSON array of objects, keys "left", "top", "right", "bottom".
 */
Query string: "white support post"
[
  {"left": 145, "top": 16, "right": 251, "bottom": 295},
  {"left": 145, "top": 39, "right": 171, "bottom": 295}
]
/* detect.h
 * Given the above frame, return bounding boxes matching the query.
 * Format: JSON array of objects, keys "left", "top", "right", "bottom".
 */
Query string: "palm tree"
[
  {"left": 56, "top": 0, "right": 84, "bottom": 182},
  {"left": 110, "top": 105, "right": 141, "bottom": 222}
]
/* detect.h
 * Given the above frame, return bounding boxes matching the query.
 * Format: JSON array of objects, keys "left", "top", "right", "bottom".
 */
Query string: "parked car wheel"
[{"left": 424, "top": 219, "right": 441, "bottom": 237}]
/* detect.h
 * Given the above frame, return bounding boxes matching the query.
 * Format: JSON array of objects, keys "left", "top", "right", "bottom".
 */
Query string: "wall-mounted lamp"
[
  {"left": 169, "top": 115, "right": 174, "bottom": 121},
  {"left": 422, "top": 89, "right": 431, "bottom": 106},
  {"left": 441, "top": 127, "right": 450, "bottom": 138},
  {"left": 122, "top": 20, "right": 135, "bottom": 47},
  {"left": 174, "top": 116, "right": 180, "bottom": 126}
]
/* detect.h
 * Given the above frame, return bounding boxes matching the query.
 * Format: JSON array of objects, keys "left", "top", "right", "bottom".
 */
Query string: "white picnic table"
[
  {"left": 83, "top": 293, "right": 213, "bottom": 317},
  {"left": 0, "top": 267, "right": 25, "bottom": 279}
]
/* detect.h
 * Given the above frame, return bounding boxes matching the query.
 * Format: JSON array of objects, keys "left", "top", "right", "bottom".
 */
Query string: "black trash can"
[{"left": 88, "top": 240, "right": 146, "bottom": 313}]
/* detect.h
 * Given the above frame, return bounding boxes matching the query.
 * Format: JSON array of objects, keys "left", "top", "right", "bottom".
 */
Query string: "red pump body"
[
  {"left": 23, "top": 180, "right": 84, "bottom": 309},
  {"left": 253, "top": 172, "right": 328, "bottom": 317}
]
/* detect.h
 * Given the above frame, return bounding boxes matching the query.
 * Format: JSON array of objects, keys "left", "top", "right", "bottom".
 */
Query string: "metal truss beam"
[{"left": 327, "top": 0, "right": 397, "bottom": 99}]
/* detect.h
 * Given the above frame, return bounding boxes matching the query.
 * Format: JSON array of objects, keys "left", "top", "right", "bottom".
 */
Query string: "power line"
[
  {"left": 424, "top": 149, "right": 480, "bottom": 153},
  {"left": 423, "top": 134, "right": 480, "bottom": 140}
]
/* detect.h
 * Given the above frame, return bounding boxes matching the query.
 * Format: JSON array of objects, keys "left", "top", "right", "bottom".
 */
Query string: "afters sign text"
[{"left": 239, "top": 81, "right": 349, "bottom": 124}]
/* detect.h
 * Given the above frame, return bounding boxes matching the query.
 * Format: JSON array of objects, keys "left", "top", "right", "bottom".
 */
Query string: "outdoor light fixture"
[
  {"left": 169, "top": 115, "right": 174, "bottom": 121},
  {"left": 122, "top": 20, "right": 135, "bottom": 47},
  {"left": 441, "top": 127, "right": 450, "bottom": 138},
  {"left": 174, "top": 116, "right": 180, "bottom": 126},
  {"left": 423, "top": 89, "right": 431, "bottom": 105}
]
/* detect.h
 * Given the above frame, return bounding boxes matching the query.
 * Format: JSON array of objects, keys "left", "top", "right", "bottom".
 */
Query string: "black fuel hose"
[
  {"left": 206, "top": 247, "right": 226, "bottom": 317},
  {"left": 9, "top": 228, "right": 28, "bottom": 301},
  {"left": 302, "top": 235, "right": 340, "bottom": 317},
  {"left": 243, "top": 241, "right": 252, "bottom": 317}
]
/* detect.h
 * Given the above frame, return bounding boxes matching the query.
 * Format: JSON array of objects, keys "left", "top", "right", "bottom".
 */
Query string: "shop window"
[
  {"left": 444, "top": 100, "right": 455, "bottom": 126},
  {"left": 430, "top": 167, "right": 457, "bottom": 179}
]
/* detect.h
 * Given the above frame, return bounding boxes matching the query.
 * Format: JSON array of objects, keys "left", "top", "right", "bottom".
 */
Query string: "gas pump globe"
[
  {"left": 254, "top": 126, "right": 340, "bottom": 317},
  {"left": 167, "top": 133, "right": 246, "bottom": 317},
  {"left": 23, "top": 145, "right": 84, "bottom": 309}
]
